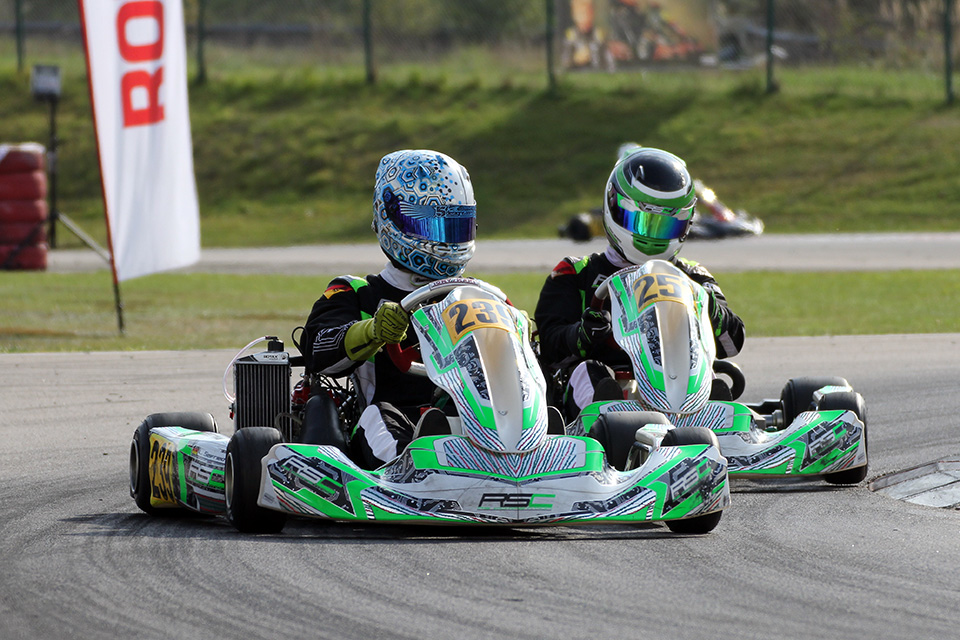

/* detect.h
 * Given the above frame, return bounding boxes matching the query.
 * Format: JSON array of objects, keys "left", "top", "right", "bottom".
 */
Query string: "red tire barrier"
[
  {"left": 0, "top": 199, "right": 48, "bottom": 224},
  {"left": 0, "top": 171, "right": 48, "bottom": 200},
  {"left": 0, "top": 144, "right": 45, "bottom": 174},
  {"left": 0, "top": 243, "right": 48, "bottom": 270},
  {"left": 0, "top": 222, "right": 46, "bottom": 245}
]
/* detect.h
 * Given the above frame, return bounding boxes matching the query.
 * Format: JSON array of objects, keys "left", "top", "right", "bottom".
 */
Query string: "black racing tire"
[
  {"left": 129, "top": 412, "right": 219, "bottom": 515},
  {"left": 660, "top": 427, "right": 723, "bottom": 535},
  {"left": 660, "top": 425, "right": 720, "bottom": 449},
  {"left": 818, "top": 391, "right": 869, "bottom": 485},
  {"left": 781, "top": 376, "right": 850, "bottom": 426},
  {"left": 591, "top": 411, "right": 671, "bottom": 471},
  {"left": 666, "top": 509, "right": 722, "bottom": 535},
  {"left": 225, "top": 427, "right": 287, "bottom": 533}
]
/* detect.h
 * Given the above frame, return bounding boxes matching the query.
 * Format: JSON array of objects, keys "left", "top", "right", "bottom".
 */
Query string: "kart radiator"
[{"left": 233, "top": 339, "right": 292, "bottom": 435}]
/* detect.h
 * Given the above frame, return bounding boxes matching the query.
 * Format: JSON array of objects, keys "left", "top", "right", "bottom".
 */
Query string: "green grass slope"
[{"left": 1, "top": 66, "right": 958, "bottom": 250}]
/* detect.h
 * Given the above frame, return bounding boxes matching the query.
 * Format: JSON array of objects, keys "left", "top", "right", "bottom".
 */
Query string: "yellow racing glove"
[{"left": 344, "top": 302, "right": 409, "bottom": 361}]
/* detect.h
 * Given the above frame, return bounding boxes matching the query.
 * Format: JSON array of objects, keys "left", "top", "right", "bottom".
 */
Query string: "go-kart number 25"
[
  {"left": 443, "top": 299, "right": 513, "bottom": 343},
  {"left": 633, "top": 273, "right": 691, "bottom": 309}
]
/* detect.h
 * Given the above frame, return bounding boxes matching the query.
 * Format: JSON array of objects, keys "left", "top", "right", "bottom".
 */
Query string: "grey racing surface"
[
  {"left": 2, "top": 334, "right": 960, "bottom": 640},
  {"left": 47, "top": 231, "right": 960, "bottom": 274}
]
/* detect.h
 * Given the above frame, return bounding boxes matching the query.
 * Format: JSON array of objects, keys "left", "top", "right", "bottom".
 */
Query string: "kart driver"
[
  {"left": 535, "top": 145, "right": 745, "bottom": 420},
  {"left": 301, "top": 149, "right": 476, "bottom": 469}
]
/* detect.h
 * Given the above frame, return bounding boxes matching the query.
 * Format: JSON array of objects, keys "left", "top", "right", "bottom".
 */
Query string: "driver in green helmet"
[{"left": 535, "top": 146, "right": 745, "bottom": 420}]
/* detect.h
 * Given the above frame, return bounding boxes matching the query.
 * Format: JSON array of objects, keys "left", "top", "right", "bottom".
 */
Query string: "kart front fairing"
[
  {"left": 408, "top": 282, "right": 547, "bottom": 454},
  {"left": 606, "top": 260, "right": 715, "bottom": 416}
]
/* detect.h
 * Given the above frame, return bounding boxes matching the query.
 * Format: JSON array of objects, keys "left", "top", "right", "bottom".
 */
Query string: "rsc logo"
[{"left": 478, "top": 493, "right": 555, "bottom": 510}]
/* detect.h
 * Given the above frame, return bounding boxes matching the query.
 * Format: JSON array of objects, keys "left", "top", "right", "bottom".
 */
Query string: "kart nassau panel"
[
  {"left": 410, "top": 285, "right": 548, "bottom": 454},
  {"left": 147, "top": 427, "right": 228, "bottom": 513},
  {"left": 256, "top": 435, "right": 729, "bottom": 525},
  {"left": 582, "top": 400, "right": 867, "bottom": 478},
  {"left": 606, "top": 263, "right": 714, "bottom": 415}
]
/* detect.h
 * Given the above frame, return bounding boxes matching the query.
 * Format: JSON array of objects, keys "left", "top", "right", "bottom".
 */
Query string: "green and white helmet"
[{"left": 602, "top": 147, "right": 696, "bottom": 263}]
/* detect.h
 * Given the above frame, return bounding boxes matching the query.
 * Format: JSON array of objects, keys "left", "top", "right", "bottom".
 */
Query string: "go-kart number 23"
[
  {"left": 443, "top": 299, "right": 514, "bottom": 343},
  {"left": 633, "top": 273, "right": 691, "bottom": 309}
]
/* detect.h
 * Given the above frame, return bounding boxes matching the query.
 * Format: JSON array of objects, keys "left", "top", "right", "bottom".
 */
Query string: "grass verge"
[{"left": 1, "top": 269, "right": 958, "bottom": 353}]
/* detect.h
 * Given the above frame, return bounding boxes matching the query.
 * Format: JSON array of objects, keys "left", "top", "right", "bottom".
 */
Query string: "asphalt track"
[
  {"left": 47, "top": 231, "right": 960, "bottom": 274},
  {"left": 3, "top": 234, "right": 959, "bottom": 639}
]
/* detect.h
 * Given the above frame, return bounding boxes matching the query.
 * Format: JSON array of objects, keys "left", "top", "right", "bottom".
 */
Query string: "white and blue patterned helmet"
[{"left": 373, "top": 150, "right": 476, "bottom": 280}]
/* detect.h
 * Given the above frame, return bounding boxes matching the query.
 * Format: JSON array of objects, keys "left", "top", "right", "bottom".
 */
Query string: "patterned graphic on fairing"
[
  {"left": 607, "top": 263, "right": 713, "bottom": 416},
  {"left": 413, "top": 292, "right": 547, "bottom": 454}
]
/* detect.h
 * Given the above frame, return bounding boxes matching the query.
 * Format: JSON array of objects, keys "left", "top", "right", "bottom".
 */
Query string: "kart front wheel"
[
  {"left": 661, "top": 427, "right": 723, "bottom": 535},
  {"left": 818, "top": 391, "right": 869, "bottom": 485},
  {"left": 591, "top": 411, "right": 671, "bottom": 471},
  {"left": 780, "top": 376, "right": 850, "bottom": 425},
  {"left": 225, "top": 427, "right": 287, "bottom": 534},
  {"left": 130, "top": 412, "right": 219, "bottom": 515}
]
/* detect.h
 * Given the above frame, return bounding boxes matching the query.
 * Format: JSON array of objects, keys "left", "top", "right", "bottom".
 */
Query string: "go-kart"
[
  {"left": 129, "top": 277, "right": 729, "bottom": 534},
  {"left": 557, "top": 179, "right": 763, "bottom": 242},
  {"left": 568, "top": 260, "right": 868, "bottom": 485}
]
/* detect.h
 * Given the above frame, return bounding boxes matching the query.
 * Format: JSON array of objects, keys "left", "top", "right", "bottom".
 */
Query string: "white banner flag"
[{"left": 79, "top": 0, "right": 200, "bottom": 281}]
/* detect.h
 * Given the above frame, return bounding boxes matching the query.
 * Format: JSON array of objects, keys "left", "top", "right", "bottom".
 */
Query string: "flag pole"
[{"left": 77, "top": 0, "right": 124, "bottom": 334}]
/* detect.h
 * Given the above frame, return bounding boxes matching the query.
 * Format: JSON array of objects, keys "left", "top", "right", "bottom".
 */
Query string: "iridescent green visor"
[{"left": 609, "top": 193, "right": 694, "bottom": 240}]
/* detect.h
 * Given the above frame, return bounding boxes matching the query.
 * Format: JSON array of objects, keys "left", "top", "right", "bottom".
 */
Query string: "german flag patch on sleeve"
[{"left": 322, "top": 284, "right": 352, "bottom": 299}]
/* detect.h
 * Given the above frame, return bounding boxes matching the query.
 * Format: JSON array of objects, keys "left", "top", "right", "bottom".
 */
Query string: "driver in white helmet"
[
  {"left": 535, "top": 146, "right": 745, "bottom": 420},
  {"left": 300, "top": 149, "right": 476, "bottom": 469}
]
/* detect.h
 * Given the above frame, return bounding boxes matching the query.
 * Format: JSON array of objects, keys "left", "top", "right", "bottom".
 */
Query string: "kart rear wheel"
[
  {"left": 781, "top": 376, "right": 850, "bottom": 425},
  {"left": 661, "top": 427, "right": 723, "bottom": 534},
  {"left": 591, "top": 411, "right": 671, "bottom": 471},
  {"left": 129, "top": 412, "right": 219, "bottom": 515},
  {"left": 818, "top": 391, "right": 869, "bottom": 485},
  {"left": 225, "top": 427, "right": 287, "bottom": 533}
]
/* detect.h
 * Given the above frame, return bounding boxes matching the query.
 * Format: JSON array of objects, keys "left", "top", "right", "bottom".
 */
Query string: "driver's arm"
[
  {"left": 534, "top": 259, "right": 588, "bottom": 367},
  {"left": 302, "top": 279, "right": 366, "bottom": 376}
]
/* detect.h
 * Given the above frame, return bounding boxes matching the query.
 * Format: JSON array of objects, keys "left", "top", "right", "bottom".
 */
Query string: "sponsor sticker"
[{"left": 148, "top": 434, "right": 179, "bottom": 507}]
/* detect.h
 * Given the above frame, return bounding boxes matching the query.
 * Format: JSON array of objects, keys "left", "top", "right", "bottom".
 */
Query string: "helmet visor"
[
  {"left": 390, "top": 200, "right": 477, "bottom": 244},
  {"left": 609, "top": 193, "right": 693, "bottom": 240}
]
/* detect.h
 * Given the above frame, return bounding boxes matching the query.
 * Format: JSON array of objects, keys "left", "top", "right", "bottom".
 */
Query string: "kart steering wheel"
[
  {"left": 590, "top": 265, "right": 644, "bottom": 310},
  {"left": 386, "top": 277, "right": 510, "bottom": 377}
]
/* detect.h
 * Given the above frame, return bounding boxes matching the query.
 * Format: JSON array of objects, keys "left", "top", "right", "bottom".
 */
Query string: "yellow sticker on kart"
[
  {"left": 442, "top": 298, "right": 514, "bottom": 344},
  {"left": 148, "top": 433, "right": 179, "bottom": 508},
  {"left": 632, "top": 273, "right": 694, "bottom": 311}
]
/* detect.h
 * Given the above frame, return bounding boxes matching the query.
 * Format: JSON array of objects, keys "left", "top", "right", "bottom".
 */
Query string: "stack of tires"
[{"left": 0, "top": 143, "right": 48, "bottom": 271}]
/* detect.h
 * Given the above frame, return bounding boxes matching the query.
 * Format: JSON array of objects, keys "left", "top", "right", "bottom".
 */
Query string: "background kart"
[
  {"left": 575, "top": 260, "right": 868, "bottom": 485},
  {"left": 130, "top": 278, "right": 729, "bottom": 534},
  {"left": 557, "top": 178, "right": 764, "bottom": 242}
]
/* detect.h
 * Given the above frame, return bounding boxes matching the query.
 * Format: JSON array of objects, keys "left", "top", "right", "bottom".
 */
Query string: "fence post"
[
  {"left": 15, "top": 0, "right": 24, "bottom": 73},
  {"left": 363, "top": 0, "right": 376, "bottom": 84},
  {"left": 765, "top": 0, "right": 778, "bottom": 93},
  {"left": 947, "top": 0, "right": 955, "bottom": 104},
  {"left": 546, "top": 0, "right": 556, "bottom": 92},
  {"left": 196, "top": 0, "right": 207, "bottom": 84}
]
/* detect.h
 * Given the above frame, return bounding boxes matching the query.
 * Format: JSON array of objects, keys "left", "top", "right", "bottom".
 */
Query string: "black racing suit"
[
  {"left": 534, "top": 250, "right": 745, "bottom": 410},
  {"left": 302, "top": 272, "right": 436, "bottom": 467}
]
